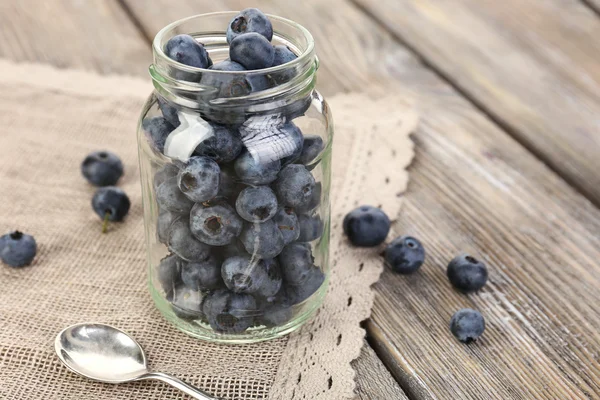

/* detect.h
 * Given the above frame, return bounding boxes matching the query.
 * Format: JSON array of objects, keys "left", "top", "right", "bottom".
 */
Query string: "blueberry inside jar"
[{"left": 137, "top": 10, "right": 333, "bottom": 344}]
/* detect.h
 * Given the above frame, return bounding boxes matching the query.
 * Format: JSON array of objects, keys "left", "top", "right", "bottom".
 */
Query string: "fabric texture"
[{"left": 0, "top": 59, "right": 417, "bottom": 400}]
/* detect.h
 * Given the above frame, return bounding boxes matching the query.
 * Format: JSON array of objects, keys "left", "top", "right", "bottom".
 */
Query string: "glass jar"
[{"left": 137, "top": 12, "right": 333, "bottom": 344}]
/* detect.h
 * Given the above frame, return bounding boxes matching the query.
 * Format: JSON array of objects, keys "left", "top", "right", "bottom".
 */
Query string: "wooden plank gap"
[
  {"left": 116, "top": 0, "right": 154, "bottom": 45},
  {"left": 348, "top": 0, "right": 600, "bottom": 211},
  {"left": 579, "top": 0, "right": 600, "bottom": 17}
]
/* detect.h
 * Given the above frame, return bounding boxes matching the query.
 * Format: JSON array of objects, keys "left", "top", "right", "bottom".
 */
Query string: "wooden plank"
[
  {"left": 0, "top": 0, "right": 150, "bottom": 76},
  {"left": 583, "top": 0, "right": 600, "bottom": 13},
  {"left": 353, "top": 0, "right": 600, "bottom": 208},
  {"left": 352, "top": 341, "right": 409, "bottom": 400},
  {"left": 126, "top": 0, "right": 600, "bottom": 398}
]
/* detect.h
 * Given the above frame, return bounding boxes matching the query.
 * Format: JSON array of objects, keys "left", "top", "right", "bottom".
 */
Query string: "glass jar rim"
[{"left": 152, "top": 11, "right": 316, "bottom": 77}]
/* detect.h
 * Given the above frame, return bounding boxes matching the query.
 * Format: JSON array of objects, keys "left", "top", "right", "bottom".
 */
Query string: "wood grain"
[
  {"left": 352, "top": 341, "right": 409, "bottom": 400},
  {"left": 0, "top": 0, "right": 150, "bottom": 76},
  {"left": 353, "top": 0, "right": 600, "bottom": 208},
  {"left": 125, "top": 0, "right": 600, "bottom": 398}
]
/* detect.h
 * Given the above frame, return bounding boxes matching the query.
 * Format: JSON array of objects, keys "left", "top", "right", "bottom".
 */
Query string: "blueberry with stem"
[{"left": 92, "top": 187, "right": 131, "bottom": 233}]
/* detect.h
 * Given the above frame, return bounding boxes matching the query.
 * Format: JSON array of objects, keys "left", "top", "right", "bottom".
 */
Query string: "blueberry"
[
  {"left": 153, "top": 163, "right": 180, "bottom": 190},
  {"left": 181, "top": 254, "right": 222, "bottom": 291},
  {"left": 280, "top": 123, "right": 304, "bottom": 165},
  {"left": 343, "top": 206, "right": 390, "bottom": 247},
  {"left": 170, "top": 283, "right": 206, "bottom": 321},
  {"left": 230, "top": 32, "right": 275, "bottom": 70},
  {"left": 297, "top": 214, "right": 323, "bottom": 242},
  {"left": 157, "top": 253, "right": 184, "bottom": 293},
  {"left": 81, "top": 151, "right": 124, "bottom": 187},
  {"left": 272, "top": 45, "right": 297, "bottom": 66},
  {"left": 190, "top": 202, "right": 243, "bottom": 246},
  {"left": 240, "top": 220, "right": 285, "bottom": 259},
  {"left": 157, "top": 96, "right": 180, "bottom": 128},
  {"left": 142, "top": 117, "right": 175, "bottom": 153},
  {"left": 273, "top": 164, "right": 316, "bottom": 209},
  {"left": 234, "top": 150, "right": 281, "bottom": 185},
  {"left": 286, "top": 267, "right": 325, "bottom": 305},
  {"left": 226, "top": 8, "right": 273, "bottom": 43},
  {"left": 156, "top": 177, "right": 194, "bottom": 213},
  {"left": 200, "top": 60, "right": 269, "bottom": 99},
  {"left": 450, "top": 308, "right": 485, "bottom": 343},
  {"left": 215, "top": 239, "right": 248, "bottom": 259},
  {"left": 298, "top": 135, "right": 324, "bottom": 165},
  {"left": 0, "top": 231, "right": 37, "bottom": 268},
  {"left": 221, "top": 256, "right": 282, "bottom": 298},
  {"left": 194, "top": 124, "right": 243, "bottom": 163},
  {"left": 203, "top": 289, "right": 257, "bottom": 333},
  {"left": 295, "top": 182, "right": 321, "bottom": 214},
  {"left": 167, "top": 216, "right": 210, "bottom": 262},
  {"left": 385, "top": 236, "right": 425, "bottom": 274},
  {"left": 259, "top": 299, "right": 293, "bottom": 327},
  {"left": 273, "top": 207, "right": 300, "bottom": 244},
  {"left": 92, "top": 187, "right": 131, "bottom": 222},
  {"left": 217, "top": 166, "right": 244, "bottom": 201},
  {"left": 177, "top": 156, "right": 220, "bottom": 203},
  {"left": 157, "top": 208, "right": 180, "bottom": 244},
  {"left": 278, "top": 242, "right": 314, "bottom": 285},
  {"left": 235, "top": 186, "right": 278, "bottom": 223},
  {"left": 165, "top": 34, "right": 211, "bottom": 69},
  {"left": 447, "top": 254, "right": 488, "bottom": 293}
]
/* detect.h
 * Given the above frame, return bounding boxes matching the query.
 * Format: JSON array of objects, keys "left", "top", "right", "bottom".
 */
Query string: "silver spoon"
[{"left": 55, "top": 323, "right": 223, "bottom": 400}]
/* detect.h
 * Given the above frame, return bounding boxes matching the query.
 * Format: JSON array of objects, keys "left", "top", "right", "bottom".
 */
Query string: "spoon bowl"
[
  {"left": 55, "top": 323, "right": 221, "bottom": 400},
  {"left": 55, "top": 323, "right": 148, "bottom": 383}
]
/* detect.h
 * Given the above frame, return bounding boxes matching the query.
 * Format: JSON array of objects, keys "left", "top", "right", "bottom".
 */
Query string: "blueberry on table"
[
  {"left": 200, "top": 60, "right": 269, "bottom": 99},
  {"left": 157, "top": 254, "right": 184, "bottom": 293},
  {"left": 142, "top": 116, "right": 175, "bottom": 153},
  {"left": 156, "top": 177, "right": 194, "bottom": 214},
  {"left": 272, "top": 45, "right": 297, "bottom": 67},
  {"left": 280, "top": 123, "right": 305, "bottom": 165},
  {"left": 92, "top": 187, "right": 131, "bottom": 233},
  {"left": 230, "top": 32, "right": 275, "bottom": 70},
  {"left": 165, "top": 34, "right": 211, "bottom": 69},
  {"left": 167, "top": 216, "right": 210, "bottom": 262},
  {"left": 189, "top": 202, "right": 243, "bottom": 246},
  {"left": 273, "top": 164, "right": 316, "bottom": 209},
  {"left": 234, "top": 150, "right": 281, "bottom": 185},
  {"left": 0, "top": 231, "right": 37, "bottom": 268},
  {"left": 235, "top": 186, "right": 278, "bottom": 223},
  {"left": 273, "top": 207, "right": 300, "bottom": 245},
  {"left": 81, "top": 151, "right": 124, "bottom": 187},
  {"left": 194, "top": 123, "right": 243, "bottom": 163},
  {"left": 227, "top": 8, "right": 273, "bottom": 43},
  {"left": 153, "top": 163, "right": 180, "bottom": 190},
  {"left": 181, "top": 254, "right": 222, "bottom": 291},
  {"left": 297, "top": 214, "right": 323, "bottom": 242},
  {"left": 177, "top": 156, "right": 220, "bottom": 203},
  {"left": 203, "top": 289, "right": 257, "bottom": 333},
  {"left": 157, "top": 208, "right": 180, "bottom": 244},
  {"left": 157, "top": 96, "right": 180, "bottom": 128},
  {"left": 221, "top": 256, "right": 282, "bottom": 298},
  {"left": 170, "top": 283, "right": 206, "bottom": 321},
  {"left": 278, "top": 242, "right": 314, "bottom": 285},
  {"left": 447, "top": 254, "right": 488, "bottom": 293},
  {"left": 287, "top": 267, "right": 325, "bottom": 305},
  {"left": 450, "top": 308, "right": 486, "bottom": 343},
  {"left": 343, "top": 206, "right": 390, "bottom": 247},
  {"left": 385, "top": 236, "right": 425, "bottom": 274},
  {"left": 240, "top": 220, "right": 285, "bottom": 259},
  {"left": 298, "top": 135, "right": 324, "bottom": 166}
]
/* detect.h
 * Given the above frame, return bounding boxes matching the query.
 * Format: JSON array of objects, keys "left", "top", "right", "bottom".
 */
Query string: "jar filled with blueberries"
[{"left": 137, "top": 10, "right": 332, "bottom": 343}]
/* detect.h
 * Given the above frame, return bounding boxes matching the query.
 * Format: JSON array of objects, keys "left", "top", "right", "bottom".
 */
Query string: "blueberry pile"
[
  {"left": 145, "top": 9, "right": 327, "bottom": 334},
  {"left": 82, "top": 150, "right": 130, "bottom": 233},
  {"left": 343, "top": 205, "right": 489, "bottom": 343}
]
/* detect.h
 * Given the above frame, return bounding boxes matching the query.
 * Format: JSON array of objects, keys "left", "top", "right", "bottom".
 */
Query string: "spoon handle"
[{"left": 139, "top": 372, "right": 224, "bottom": 400}]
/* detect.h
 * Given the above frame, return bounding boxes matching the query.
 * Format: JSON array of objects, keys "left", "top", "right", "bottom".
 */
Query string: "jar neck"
[{"left": 149, "top": 12, "right": 318, "bottom": 120}]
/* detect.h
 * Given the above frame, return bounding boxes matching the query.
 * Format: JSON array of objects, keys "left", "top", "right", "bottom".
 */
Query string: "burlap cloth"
[{"left": 0, "top": 59, "right": 417, "bottom": 400}]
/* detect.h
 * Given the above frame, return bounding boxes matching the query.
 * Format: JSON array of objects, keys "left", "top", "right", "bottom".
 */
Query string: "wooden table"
[{"left": 4, "top": 1, "right": 599, "bottom": 398}]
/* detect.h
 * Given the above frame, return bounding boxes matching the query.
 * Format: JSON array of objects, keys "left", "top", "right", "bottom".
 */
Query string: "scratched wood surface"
[
  {"left": 2, "top": 0, "right": 600, "bottom": 398},
  {"left": 352, "top": 0, "right": 600, "bottom": 209}
]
